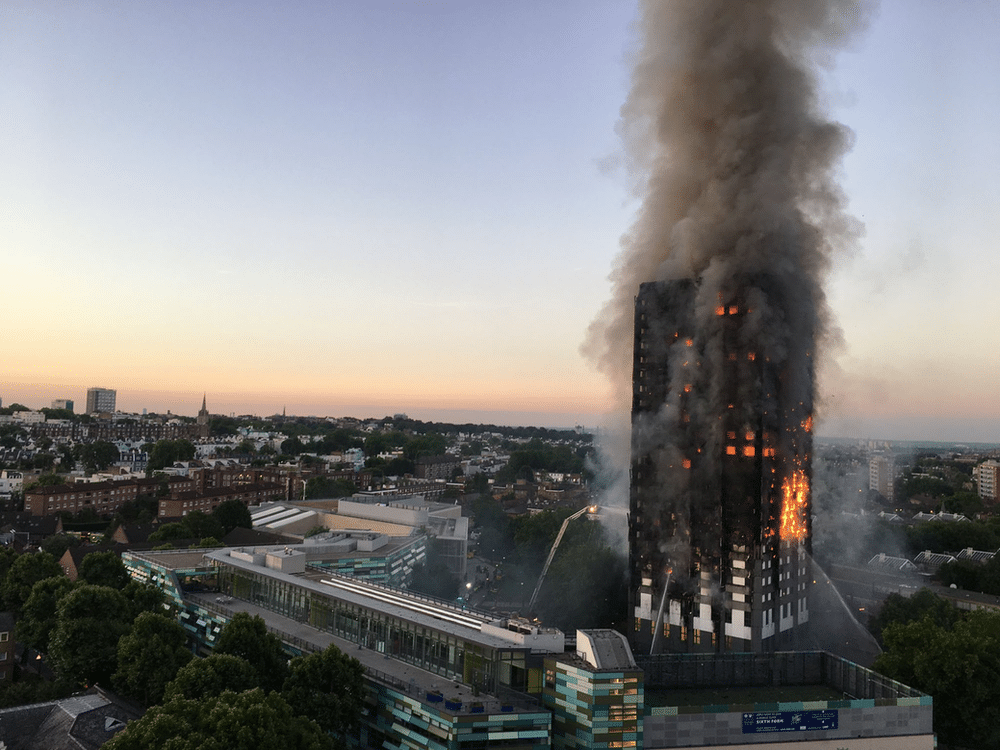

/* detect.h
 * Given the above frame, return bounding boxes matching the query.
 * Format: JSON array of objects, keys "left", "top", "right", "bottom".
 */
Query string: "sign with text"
[{"left": 742, "top": 709, "right": 838, "bottom": 734}]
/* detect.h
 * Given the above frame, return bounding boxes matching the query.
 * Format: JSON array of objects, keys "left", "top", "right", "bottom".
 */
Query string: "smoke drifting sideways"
[{"left": 584, "top": 1, "right": 874, "bottom": 514}]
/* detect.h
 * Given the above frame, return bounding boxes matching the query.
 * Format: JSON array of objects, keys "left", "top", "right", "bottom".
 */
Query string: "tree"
[
  {"left": 234, "top": 439, "right": 257, "bottom": 456},
  {"left": 164, "top": 653, "right": 260, "bottom": 702},
  {"left": 875, "top": 611, "right": 1000, "bottom": 749},
  {"left": 0, "top": 547, "right": 19, "bottom": 583},
  {"left": 24, "top": 472, "right": 66, "bottom": 491},
  {"left": 213, "top": 612, "right": 289, "bottom": 691},
  {"left": 536, "top": 544, "right": 627, "bottom": 631},
  {"left": 468, "top": 495, "right": 513, "bottom": 560},
  {"left": 40, "top": 407, "right": 74, "bottom": 422},
  {"left": 58, "top": 446, "right": 75, "bottom": 471},
  {"left": 122, "top": 579, "right": 167, "bottom": 621},
  {"left": 78, "top": 551, "right": 131, "bottom": 589},
  {"left": 282, "top": 644, "right": 365, "bottom": 736},
  {"left": 939, "top": 553, "right": 1000, "bottom": 597},
  {"left": 280, "top": 437, "right": 306, "bottom": 455},
  {"left": 16, "top": 576, "right": 75, "bottom": 653},
  {"left": 212, "top": 499, "right": 252, "bottom": 534},
  {"left": 41, "top": 532, "right": 81, "bottom": 560},
  {"left": 461, "top": 440, "right": 484, "bottom": 456},
  {"left": 73, "top": 440, "right": 121, "bottom": 473},
  {"left": 868, "top": 588, "right": 961, "bottom": 644},
  {"left": 402, "top": 433, "right": 447, "bottom": 461},
  {"left": 148, "top": 522, "right": 192, "bottom": 543},
  {"left": 305, "top": 476, "right": 357, "bottom": 500},
  {"left": 146, "top": 439, "right": 196, "bottom": 474},
  {"left": 1, "top": 551, "right": 64, "bottom": 613},
  {"left": 363, "top": 433, "right": 390, "bottom": 457},
  {"left": 383, "top": 457, "right": 415, "bottom": 476},
  {"left": 113, "top": 612, "right": 193, "bottom": 706},
  {"left": 102, "top": 689, "right": 335, "bottom": 750},
  {"left": 512, "top": 508, "right": 576, "bottom": 567},
  {"left": 181, "top": 511, "right": 223, "bottom": 540},
  {"left": 31, "top": 453, "right": 55, "bottom": 471},
  {"left": 49, "top": 585, "right": 132, "bottom": 686}
]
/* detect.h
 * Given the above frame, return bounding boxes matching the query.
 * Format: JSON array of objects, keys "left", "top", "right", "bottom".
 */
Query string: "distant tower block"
[
  {"left": 869, "top": 452, "right": 895, "bottom": 501},
  {"left": 629, "top": 280, "right": 814, "bottom": 655},
  {"left": 85, "top": 387, "right": 116, "bottom": 414}
]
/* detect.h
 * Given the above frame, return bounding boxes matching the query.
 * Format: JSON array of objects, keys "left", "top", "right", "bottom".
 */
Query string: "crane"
[{"left": 526, "top": 504, "right": 597, "bottom": 613}]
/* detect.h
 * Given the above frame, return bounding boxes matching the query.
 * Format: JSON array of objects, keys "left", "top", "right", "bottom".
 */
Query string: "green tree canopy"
[
  {"left": 402, "top": 433, "right": 447, "bottom": 461},
  {"left": 535, "top": 543, "right": 626, "bottom": 631},
  {"left": 73, "top": 441, "right": 120, "bottom": 473},
  {"left": 146, "top": 439, "right": 196, "bottom": 474},
  {"left": 148, "top": 522, "right": 192, "bottom": 543},
  {"left": 24, "top": 472, "right": 66, "bottom": 491},
  {"left": 280, "top": 437, "right": 306, "bottom": 455},
  {"left": 868, "top": 588, "right": 961, "bottom": 644},
  {"left": 164, "top": 653, "right": 260, "bottom": 702},
  {"left": 181, "top": 511, "right": 224, "bottom": 540},
  {"left": 102, "top": 689, "right": 335, "bottom": 750},
  {"left": 905, "top": 520, "right": 1000, "bottom": 556},
  {"left": 875, "top": 611, "right": 1000, "bottom": 749},
  {"left": 494, "top": 439, "right": 587, "bottom": 484},
  {"left": 468, "top": 495, "right": 512, "bottom": 560},
  {"left": 512, "top": 507, "right": 576, "bottom": 568},
  {"left": 305, "top": 476, "right": 356, "bottom": 500},
  {"left": 78, "top": 551, "right": 131, "bottom": 589},
  {"left": 16, "top": 575, "right": 75, "bottom": 653},
  {"left": 281, "top": 644, "right": 365, "bottom": 735},
  {"left": 49, "top": 584, "right": 133, "bottom": 686},
  {"left": 1, "top": 551, "right": 64, "bottom": 613},
  {"left": 939, "top": 553, "right": 1000, "bottom": 597},
  {"left": 40, "top": 407, "right": 74, "bottom": 421},
  {"left": 213, "top": 612, "right": 289, "bottom": 691},
  {"left": 40, "top": 532, "right": 82, "bottom": 560},
  {"left": 0, "top": 548, "right": 19, "bottom": 583},
  {"left": 113, "top": 611, "right": 193, "bottom": 706},
  {"left": 123, "top": 580, "right": 167, "bottom": 621},
  {"left": 212, "top": 498, "right": 252, "bottom": 534}
]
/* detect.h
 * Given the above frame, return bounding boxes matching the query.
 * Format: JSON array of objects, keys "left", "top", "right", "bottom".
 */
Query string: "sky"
[{"left": 2, "top": 1, "right": 999, "bottom": 441}]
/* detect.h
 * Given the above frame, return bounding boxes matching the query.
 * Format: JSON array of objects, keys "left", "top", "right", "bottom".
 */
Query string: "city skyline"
[{"left": 4, "top": 1, "right": 1000, "bottom": 441}]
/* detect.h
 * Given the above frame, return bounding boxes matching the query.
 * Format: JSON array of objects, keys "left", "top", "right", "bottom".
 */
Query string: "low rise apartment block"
[
  {"left": 158, "top": 483, "right": 284, "bottom": 518},
  {"left": 24, "top": 476, "right": 195, "bottom": 517}
]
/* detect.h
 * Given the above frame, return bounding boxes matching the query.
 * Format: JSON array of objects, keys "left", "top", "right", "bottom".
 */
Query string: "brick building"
[
  {"left": 158, "top": 482, "right": 284, "bottom": 518},
  {"left": 414, "top": 454, "right": 462, "bottom": 480},
  {"left": 24, "top": 476, "right": 195, "bottom": 517}
]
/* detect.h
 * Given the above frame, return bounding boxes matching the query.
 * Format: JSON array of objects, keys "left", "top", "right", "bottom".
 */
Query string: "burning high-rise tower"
[
  {"left": 582, "top": 1, "right": 870, "bottom": 654},
  {"left": 629, "top": 278, "right": 813, "bottom": 654}
]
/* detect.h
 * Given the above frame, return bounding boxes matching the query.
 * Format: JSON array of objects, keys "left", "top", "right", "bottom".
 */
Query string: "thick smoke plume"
[{"left": 585, "top": 0, "right": 871, "bottom": 411}]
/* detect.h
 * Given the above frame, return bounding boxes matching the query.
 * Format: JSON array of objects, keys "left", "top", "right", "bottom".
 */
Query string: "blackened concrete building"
[{"left": 630, "top": 280, "right": 813, "bottom": 655}]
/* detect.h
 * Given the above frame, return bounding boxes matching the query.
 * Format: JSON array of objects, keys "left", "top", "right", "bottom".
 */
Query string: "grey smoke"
[{"left": 584, "top": 0, "right": 872, "bottom": 413}]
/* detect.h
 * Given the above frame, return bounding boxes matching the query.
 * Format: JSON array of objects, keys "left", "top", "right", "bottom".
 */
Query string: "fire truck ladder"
[{"left": 526, "top": 505, "right": 595, "bottom": 613}]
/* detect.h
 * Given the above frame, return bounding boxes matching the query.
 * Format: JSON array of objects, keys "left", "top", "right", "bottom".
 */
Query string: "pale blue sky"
[{"left": 2, "top": 1, "right": 998, "bottom": 441}]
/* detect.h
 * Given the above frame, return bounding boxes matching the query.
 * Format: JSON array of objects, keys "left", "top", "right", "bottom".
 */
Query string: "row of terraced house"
[{"left": 23, "top": 475, "right": 283, "bottom": 518}]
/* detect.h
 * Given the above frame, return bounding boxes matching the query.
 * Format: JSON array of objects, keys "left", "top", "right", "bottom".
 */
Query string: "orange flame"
[{"left": 780, "top": 469, "right": 809, "bottom": 541}]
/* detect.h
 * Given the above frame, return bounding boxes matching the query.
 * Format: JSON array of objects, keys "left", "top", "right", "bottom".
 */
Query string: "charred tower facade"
[{"left": 629, "top": 279, "right": 813, "bottom": 655}]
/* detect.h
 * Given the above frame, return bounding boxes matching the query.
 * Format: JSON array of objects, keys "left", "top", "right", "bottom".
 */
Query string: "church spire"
[{"left": 197, "top": 394, "right": 210, "bottom": 429}]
